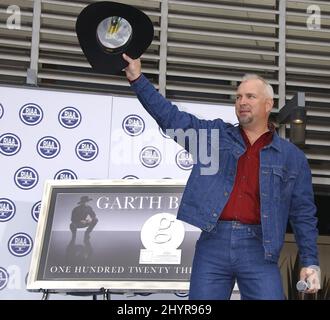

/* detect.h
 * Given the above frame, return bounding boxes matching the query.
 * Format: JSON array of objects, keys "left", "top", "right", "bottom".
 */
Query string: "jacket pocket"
[{"left": 272, "top": 167, "right": 296, "bottom": 199}]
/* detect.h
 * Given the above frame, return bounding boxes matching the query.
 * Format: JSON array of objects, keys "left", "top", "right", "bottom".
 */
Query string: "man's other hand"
[{"left": 300, "top": 266, "right": 321, "bottom": 294}]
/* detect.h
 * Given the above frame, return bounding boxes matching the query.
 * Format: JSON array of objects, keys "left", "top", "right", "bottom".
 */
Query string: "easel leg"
[
  {"left": 102, "top": 289, "right": 111, "bottom": 300},
  {"left": 41, "top": 290, "right": 50, "bottom": 300}
]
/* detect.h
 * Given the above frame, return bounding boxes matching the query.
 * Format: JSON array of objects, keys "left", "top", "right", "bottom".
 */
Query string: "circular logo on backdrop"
[
  {"left": 140, "top": 213, "right": 185, "bottom": 250},
  {"left": 175, "top": 149, "right": 194, "bottom": 170},
  {"left": 8, "top": 232, "right": 33, "bottom": 257},
  {"left": 36, "top": 136, "right": 61, "bottom": 159},
  {"left": 54, "top": 169, "right": 78, "bottom": 180},
  {"left": 139, "top": 146, "right": 161, "bottom": 168},
  {"left": 19, "top": 103, "right": 43, "bottom": 125},
  {"left": 122, "top": 175, "right": 139, "bottom": 179},
  {"left": 0, "top": 133, "right": 21, "bottom": 156},
  {"left": 58, "top": 107, "right": 81, "bottom": 129},
  {"left": 122, "top": 114, "right": 145, "bottom": 136},
  {"left": 31, "top": 201, "right": 41, "bottom": 222},
  {"left": 159, "top": 126, "right": 171, "bottom": 139},
  {"left": 75, "top": 139, "right": 99, "bottom": 161},
  {"left": 0, "top": 267, "right": 9, "bottom": 290},
  {"left": 0, "top": 198, "right": 16, "bottom": 222},
  {"left": 0, "top": 103, "right": 4, "bottom": 119},
  {"left": 14, "top": 167, "right": 39, "bottom": 190}
]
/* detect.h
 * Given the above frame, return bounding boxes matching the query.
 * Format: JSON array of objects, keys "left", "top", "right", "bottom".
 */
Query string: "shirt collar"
[{"left": 239, "top": 123, "right": 274, "bottom": 147}]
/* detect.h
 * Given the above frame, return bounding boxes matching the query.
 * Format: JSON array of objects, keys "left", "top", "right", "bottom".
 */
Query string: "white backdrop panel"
[{"left": 0, "top": 86, "right": 111, "bottom": 299}]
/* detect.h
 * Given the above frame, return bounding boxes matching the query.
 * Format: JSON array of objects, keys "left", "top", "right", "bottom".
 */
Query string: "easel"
[{"left": 40, "top": 288, "right": 112, "bottom": 300}]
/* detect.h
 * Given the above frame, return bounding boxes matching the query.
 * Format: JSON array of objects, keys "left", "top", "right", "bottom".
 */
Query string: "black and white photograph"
[{"left": 28, "top": 180, "right": 200, "bottom": 291}]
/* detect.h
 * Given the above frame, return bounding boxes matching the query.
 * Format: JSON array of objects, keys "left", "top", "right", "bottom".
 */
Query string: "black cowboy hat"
[
  {"left": 76, "top": 1, "right": 154, "bottom": 75},
  {"left": 78, "top": 196, "right": 93, "bottom": 204}
]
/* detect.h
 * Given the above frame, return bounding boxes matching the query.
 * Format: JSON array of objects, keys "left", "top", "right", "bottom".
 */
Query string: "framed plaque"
[{"left": 27, "top": 179, "right": 200, "bottom": 293}]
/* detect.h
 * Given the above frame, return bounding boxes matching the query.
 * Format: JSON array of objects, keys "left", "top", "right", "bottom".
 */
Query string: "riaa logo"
[
  {"left": 0, "top": 198, "right": 16, "bottom": 222},
  {"left": 19, "top": 103, "right": 43, "bottom": 125},
  {"left": 54, "top": 169, "right": 77, "bottom": 180},
  {"left": 0, "top": 133, "right": 21, "bottom": 156},
  {"left": 8, "top": 232, "right": 33, "bottom": 257},
  {"left": 58, "top": 107, "right": 81, "bottom": 129},
  {"left": 176, "top": 149, "right": 194, "bottom": 170},
  {"left": 139, "top": 146, "right": 161, "bottom": 168},
  {"left": 14, "top": 167, "right": 39, "bottom": 190},
  {"left": 0, "top": 267, "right": 9, "bottom": 290},
  {"left": 31, "top": 201, "right": 41, "bottom": 222},
  {"left": 122, "top": 114, "right": 145, "bottom": 136},
  {"left": 0, "top": 103, "right": 4, "bottom": 119},
  {"left": 37, "top": 136, "right": 60, "bottom": 159},
  {"left": 75, "top": 139, "right": 99, "bottom": 161}
]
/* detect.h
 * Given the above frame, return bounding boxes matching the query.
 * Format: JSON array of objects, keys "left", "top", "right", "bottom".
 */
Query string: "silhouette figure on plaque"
[{"left": 69, "top": 196, "right": 98, "bottom": 242}]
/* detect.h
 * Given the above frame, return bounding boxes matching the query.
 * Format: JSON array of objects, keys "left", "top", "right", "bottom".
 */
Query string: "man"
[
  {"left": 70, "top": 196, "right": 98, "bottom": 242},
  {"left": 122, "top": 53, "right": 320, "bottom": 300}
]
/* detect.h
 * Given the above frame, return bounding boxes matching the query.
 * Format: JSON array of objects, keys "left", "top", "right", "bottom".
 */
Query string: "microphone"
[{"left": 296, "top": 279, "right": 311, "bottom": 292}]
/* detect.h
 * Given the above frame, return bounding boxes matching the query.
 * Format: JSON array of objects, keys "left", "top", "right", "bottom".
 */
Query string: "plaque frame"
[{"left": 27, "top": 179, "right": 200, "bottom": 293}]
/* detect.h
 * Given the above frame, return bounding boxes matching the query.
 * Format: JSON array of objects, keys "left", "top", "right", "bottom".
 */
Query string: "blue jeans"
[{"left": 189, "top": 221, "right": 285, "bottom": 300}]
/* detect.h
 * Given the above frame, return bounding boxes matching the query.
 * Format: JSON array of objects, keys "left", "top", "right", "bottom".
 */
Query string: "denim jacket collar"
[
  {"left": 227, "top": 124, "right": 282, "bottom": 153},
  {"left": 269, "top": 131, "right": 282, "bottom": 153}
]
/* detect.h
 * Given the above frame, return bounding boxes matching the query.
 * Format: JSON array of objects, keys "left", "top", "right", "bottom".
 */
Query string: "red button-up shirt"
[{"left": 220, "top": 127, "right": 273, "bottom": 224}]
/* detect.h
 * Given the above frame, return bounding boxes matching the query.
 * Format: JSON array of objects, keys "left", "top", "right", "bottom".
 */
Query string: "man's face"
[{"left": 235, "top": 79, "right": 273, "bottom": 128}]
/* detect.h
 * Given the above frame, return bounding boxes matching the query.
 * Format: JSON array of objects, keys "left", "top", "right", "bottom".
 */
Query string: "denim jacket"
[{"left": 131, "top": 74, "right": 319, "bottom": 266}]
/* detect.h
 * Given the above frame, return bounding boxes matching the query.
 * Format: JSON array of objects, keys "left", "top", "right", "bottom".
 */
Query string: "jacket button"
[{"left": 224, "top": 192, "right": 228, "bottom": 196}]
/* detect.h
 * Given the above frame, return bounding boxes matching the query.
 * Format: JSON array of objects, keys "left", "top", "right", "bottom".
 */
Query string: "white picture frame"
[{"left": 27, "top": 179, "right": 200, "bottom": 293}]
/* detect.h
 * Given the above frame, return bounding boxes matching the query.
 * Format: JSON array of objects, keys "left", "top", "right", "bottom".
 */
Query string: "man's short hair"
[{"left": 241, "top": 73, "right": 274, "bottom": 99}]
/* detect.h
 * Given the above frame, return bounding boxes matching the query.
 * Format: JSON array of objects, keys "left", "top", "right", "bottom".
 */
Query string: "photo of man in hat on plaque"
[{"left": 69, "top": 196, "right": 98, "bottom": 242}]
